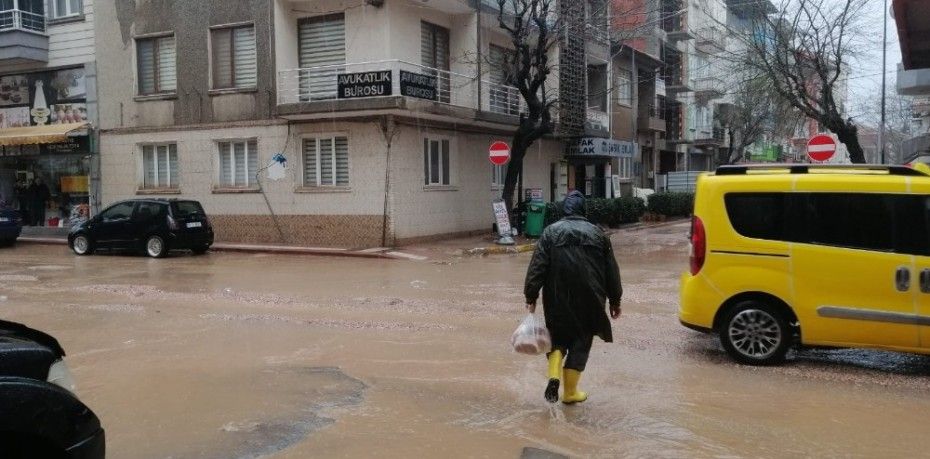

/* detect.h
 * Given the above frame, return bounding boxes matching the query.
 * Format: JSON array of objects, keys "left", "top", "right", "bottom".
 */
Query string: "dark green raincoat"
[{"left": 524, "top": 192, "right": 623, "bottom": 343}]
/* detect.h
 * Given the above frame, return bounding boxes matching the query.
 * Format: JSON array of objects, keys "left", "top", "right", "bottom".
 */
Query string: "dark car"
[
  {"left": 69, "top": 199, "right": 214, "bottom": 258},
  {"left": 0, "top": 206, "right": 23, "bottom": 247},
  {"left": 0, "top": 320, "right": 105, "bottom": 458}
]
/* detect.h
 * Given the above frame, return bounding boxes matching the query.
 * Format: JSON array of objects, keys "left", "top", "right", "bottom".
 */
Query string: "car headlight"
[{"left": 47, "top": 359, "right": 76, "bottom": 393}]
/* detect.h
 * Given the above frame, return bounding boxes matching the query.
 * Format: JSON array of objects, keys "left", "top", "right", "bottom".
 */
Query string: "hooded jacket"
[{"left": 524, "top": 191, "right": 623, "bottom": 342}]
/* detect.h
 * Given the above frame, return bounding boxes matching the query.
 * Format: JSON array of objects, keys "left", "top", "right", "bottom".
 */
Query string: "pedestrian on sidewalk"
[
  {"left": 28, "top": 178, "right": 50, "bottom": 226},
  {"left": 524, "top": 190, "right": 623, "bottom": 404}
]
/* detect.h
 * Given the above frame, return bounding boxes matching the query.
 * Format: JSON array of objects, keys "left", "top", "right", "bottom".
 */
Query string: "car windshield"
[{"left": 171, "top": 201, "right": 205, "bottom": 218}]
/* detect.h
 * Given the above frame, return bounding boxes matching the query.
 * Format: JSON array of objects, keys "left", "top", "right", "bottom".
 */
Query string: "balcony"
[
  {"left": 897, "top": 64, "right": 930, "bottom": 96},
  {"left": 585, "top": 109, "right": 609, "bottom": 135},
  {"left": 277, "top": 60, "right": 535, "bottom": 124},
  {"left": 695, "top": 26, "right": 727, "bottom": 54},
  {"left": 661, "top": 16, "right": 695, "bottom": 41},
  {"left": 692, "top": 76, "right": 725, "bottom": 99},
  {"left": 692, "top": 126, "right": 725, "bottom": 146},
  {"left": 0, "top": 8, "right": 48, "bottom": 64},
  {"left": 665, "top": 75, "right": 691, "bottom": 93},
  {"left": 638, "top": 105, "right": 667, "bottom": 133}
]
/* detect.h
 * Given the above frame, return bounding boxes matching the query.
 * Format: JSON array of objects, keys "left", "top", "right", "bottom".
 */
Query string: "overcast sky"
[{"left": 846, "top": 0, "right": 901, "bottom": 122}]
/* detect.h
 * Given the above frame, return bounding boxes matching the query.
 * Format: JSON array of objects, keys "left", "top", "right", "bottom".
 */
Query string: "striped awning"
[{"left": 0, "top": 122, "right": 89, "bottom": 147}]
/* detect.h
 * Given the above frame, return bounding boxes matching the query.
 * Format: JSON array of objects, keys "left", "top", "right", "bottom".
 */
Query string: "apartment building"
[
  {"left": 894, "top": 0, "right": 930, "bottom": 164},
  {"left": 0, "top": 0, "right": 98, "bottom": 223},
  {"left": 93, "top": 0, "right": 617, "bottom": 247}
]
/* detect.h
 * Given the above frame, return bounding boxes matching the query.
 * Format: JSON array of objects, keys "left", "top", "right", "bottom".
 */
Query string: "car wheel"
[
  {"left": 71, "top": 235, "right": 93, "bottom": 256},
  {"left": 191, "top": 245, "right": 209, "bottom": 255},
  {"left": 718, "top": 301, "right": 791, "bottom": 365},
  {"left": 145, "top": 235, "right": 168, "bottom": 258}
]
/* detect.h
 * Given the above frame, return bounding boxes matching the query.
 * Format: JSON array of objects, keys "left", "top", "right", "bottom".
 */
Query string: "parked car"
[
  {"left": 680, "top": 164, "right": 930, "bottom": 365},
  {"left": 69, "top": 199, "right": 214, "bottom": 258},
  {"left": 0, "top": 206, "right": 23, "bottom": 247},
  {"left": 0, "top": 319, "right": 105, "bottom": 457}
]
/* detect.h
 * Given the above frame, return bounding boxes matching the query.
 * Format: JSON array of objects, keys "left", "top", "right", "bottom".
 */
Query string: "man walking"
[
  {"left": 524, "top": 191, "right": 623, "bottom": 404},
  {"left": 29, "top": 178, "right": 50, "bottom": 226}
]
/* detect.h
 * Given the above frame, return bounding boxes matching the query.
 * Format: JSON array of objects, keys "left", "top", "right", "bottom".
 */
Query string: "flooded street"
[{"left": 2, "top": 222, "right": 930, "bottom": 458}]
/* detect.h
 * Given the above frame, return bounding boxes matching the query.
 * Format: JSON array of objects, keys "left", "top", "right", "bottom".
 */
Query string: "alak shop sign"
[
  {"left": 577, "top": 138, "right": 636, "bottom": 158},
  {"left": 337, "top": 70, "right": 393, "bottom": 99}
]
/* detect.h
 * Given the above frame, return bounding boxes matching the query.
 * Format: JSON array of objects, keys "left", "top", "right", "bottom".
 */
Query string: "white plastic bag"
[{"left": 511, "top": 313, "right": 552, "bottom": 355}]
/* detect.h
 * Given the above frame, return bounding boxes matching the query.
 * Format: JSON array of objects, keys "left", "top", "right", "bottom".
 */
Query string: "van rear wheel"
[{"left": 719, "top": 301, "right": 791, "bottom": 365}]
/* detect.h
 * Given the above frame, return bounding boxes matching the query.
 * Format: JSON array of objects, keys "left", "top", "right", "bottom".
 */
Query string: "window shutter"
[
  {"left": 143, "top": 145, "right": 155, "bottom": 188},
  {"left": 423, "top": 139, "right": 429, "bottom": 186},
  {"left": 429, "top": 140, "right": 440, "bottom": 185},
  {"left": 234, "top": 26, "right": 257, "bottom": 88},
  {"left": 298, "top": 14, "right": 346, "bottom": 100},
  {"left": 157, "top": 36, "right": 177, "bottom": 92},
  {"left": 156, "top": 145, "right": 169, "bottom": 187},
  {"left": 137, "top": 39, "right": 156, "bottom": 94},
  {"left": 303, "top": 138, "right": 318, "bottom": 186},
  {"left": 219, "top": 142, "right": 232, "bottom": 186},
  {"left": 69, "top": 0, "right": 80, "bottom": 14},
  {"left": 233, "top": 141, "right": 247, "bottom": 186},
  {"left": 212, "top": 29, "right": 233, "bottom": 89},
  {"left": 441, "top": 140, "right": 450, "bottom": 185},
  {"left": 334, "top": 137, "right": 348, "bottom": 186},
  {"left": 319, "top": 138, "right": 334, "bottom": 186},
  {"left": 168, "top": 144, "right": 178, "bottom": 188},
  {"left": 247, "top": 139, "right": 259, "bottom": 185}
]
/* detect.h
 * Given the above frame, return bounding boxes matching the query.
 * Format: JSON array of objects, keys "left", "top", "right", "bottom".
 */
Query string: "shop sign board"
[
  {"left": 0, "top": 67, "right": 88, "bottom": 128},
  {"left": 524, "top": 188, "right": 544, "bottom": 202},
  {"left": 492, "top": 199, "right": 512, "bottom": 237},
  {"left": 577, "top": 138, "right": 636, "bottom": 158},
  {"left": 400, "top": 70, "right": 438, "bottom": 101},
  {"left": 337, "top": 70, "right": 392, "bottom": 99}
]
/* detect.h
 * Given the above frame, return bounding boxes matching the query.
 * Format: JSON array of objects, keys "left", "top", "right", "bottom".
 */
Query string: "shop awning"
[{"left": 0, "top": 122, "right": 89, "bottom": 147}]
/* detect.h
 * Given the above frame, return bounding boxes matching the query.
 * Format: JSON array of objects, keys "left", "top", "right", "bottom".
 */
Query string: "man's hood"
[{"left": 563, "top": 191, "right": 586, "bottom": 216}]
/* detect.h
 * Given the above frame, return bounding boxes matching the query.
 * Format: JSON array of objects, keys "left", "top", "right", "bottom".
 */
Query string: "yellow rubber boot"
[
  {"left": 544, "top": 350, "right": 563, "bottom": 403},
  {"left": 562, "top": 369, "right": 588, "bottom": 404}
]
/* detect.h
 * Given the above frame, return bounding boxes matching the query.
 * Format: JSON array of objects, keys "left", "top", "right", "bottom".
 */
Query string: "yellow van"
[{"left": 679, "top": 164, "right": 930, "bottom": 365}]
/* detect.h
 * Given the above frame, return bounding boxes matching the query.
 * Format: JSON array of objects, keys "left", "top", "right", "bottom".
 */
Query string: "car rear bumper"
[
  {"left": 0, "top": 226, "right": 22, "bottom": 239},
  {"left": 66, "top": 427, "right": 105, "bottom": 459},
  {"left": 168, "top": 231, "right": 214, "bottom": 249},
  {"left": 679, "top": 272, "right": 723, "bottom": 331}
]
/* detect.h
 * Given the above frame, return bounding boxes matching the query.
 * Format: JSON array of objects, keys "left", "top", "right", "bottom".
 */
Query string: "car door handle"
[
  {"left": 895, "top": 266, "right": 911, "bottom": 292},
  {"left": 920, "top": 269, "right": 930, "bottom": 294}
]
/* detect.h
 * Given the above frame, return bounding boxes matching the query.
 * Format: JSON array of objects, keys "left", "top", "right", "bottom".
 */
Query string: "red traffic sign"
[
  {"left": 489, "top": 141, "right": 510, "bottom": 166},
  {"left": 807, "top": 134, "right": 837, "bottom": 162}
]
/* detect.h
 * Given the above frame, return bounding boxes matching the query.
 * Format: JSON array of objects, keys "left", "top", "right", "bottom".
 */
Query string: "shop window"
[
  {"left": 492, "top": 163, "right": 506, "bottom": 188},
  {"left": 211, "top": 24, "right": 257, "bottom": 90},
  {"left": 137, "top": 34, "right": 177, "bottom": 95},
  {"left": 302, "top": 136, "right": 349, "bottom": 187},
  {"left": 217, "top": 140, "right": 259, "bottom": 188},
  {"left": 423, "top": 138, "right": 451, "bottom": 186},
  {"left": 141, "top": 144, "right": 178, "bottom": 189},
  {"left": 51, "top": 0, "right": 81, "bottom": 19}
]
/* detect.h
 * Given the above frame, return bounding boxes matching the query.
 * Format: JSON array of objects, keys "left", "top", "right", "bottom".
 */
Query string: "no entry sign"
[
  {"left": 807, "top": 134, "right": 837, "bottom": 162},
  {"left": 489, "top": 141, "right": 511, "bottom": 166}
]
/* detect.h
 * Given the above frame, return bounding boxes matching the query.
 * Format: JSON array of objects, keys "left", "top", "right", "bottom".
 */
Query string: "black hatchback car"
[
  {"left": 0, "top": 320, "right": 105, "bottom": 457},
  {"left": 69, "top": 199, "right": 214, "bottom": 258}
]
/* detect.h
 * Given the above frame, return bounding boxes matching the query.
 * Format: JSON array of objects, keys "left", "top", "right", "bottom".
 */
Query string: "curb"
[
  {"left": 622, "top": 218, "right": 690, "bottom": 231},
  {"left": 463, "top": 242, "right": 536, "bottom": 256},
  {"left": 17, "top": 237, "right": 68, "bottom": 246}
]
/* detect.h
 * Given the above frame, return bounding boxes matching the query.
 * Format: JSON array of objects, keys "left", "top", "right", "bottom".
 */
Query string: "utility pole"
[{"left": 880, "top": 0, "right": 888, "bottom": 164}]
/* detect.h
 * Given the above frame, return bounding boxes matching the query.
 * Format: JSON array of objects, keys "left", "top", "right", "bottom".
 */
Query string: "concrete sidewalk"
[{"left": 16, "top": 228, "right": 425, "bottom": 261}]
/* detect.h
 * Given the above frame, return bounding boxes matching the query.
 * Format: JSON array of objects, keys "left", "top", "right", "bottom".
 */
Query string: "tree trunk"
[
  {"left": 501, "top": 139, "right": 527, "bottom": 212},
  {"left": 835, "top": 123, "right": 866, "bottom": 164}
]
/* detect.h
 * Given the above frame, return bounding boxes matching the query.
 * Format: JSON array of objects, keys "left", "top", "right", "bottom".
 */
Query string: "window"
[
  {"left": 137, "top": 35, "right": 177, "bottom": 95},
  {"left": 618, "top": 157, "right": 633, "bottom": 180},
  {"left": 218, "top": 140, "right": 259, "bottom": 188},
  {"left": 302, "top": 137, "right": 349, "bottom": 187},
  {"left": 488, "top": 45, "right": 519, "bottom": 115},
  {"left": 141, "top": 144, "right": 178, "bottom": 189},
  {"left": 421, "top": 21, "right": 451, "bottom": 103},
  {"left": 423, "top": 138, "right": 451, "bottom": 186},
  {"left": 725, "top": 193, "right": 787, "bottom": 241},
  {"left": 134, "top": 202, "right": 167, "bottom": 222},
  {"left": 298, "top": 14, "right": 346, "bottom": 101},
  {"left": 492, "top": 164, "right": 506, "bottom": 188},
  {"left": 172, "top": 201, "right": 206, "bottom": 218},
  {"left": 51, "top": 0, "right": 81, "bottom": 18},
  {"left": 616, "top": 70, "right": 632, "bottom": 106},
  {"left": 100, "top": 202, "right": 136, "bottom": 222},
  {"left": 211, "top": 24, "right": 257, "bottom": 89},
  {"left": 803, "top": 193, "right": 894, "bottom": 252}
]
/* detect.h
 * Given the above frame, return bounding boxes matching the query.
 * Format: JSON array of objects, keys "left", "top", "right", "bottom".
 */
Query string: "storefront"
[
  {"left": 569, "top": 138, "right": 636, "bottom": 198},
  {"left": 0, "top": 66, "right": 94, "bottom": 226}
]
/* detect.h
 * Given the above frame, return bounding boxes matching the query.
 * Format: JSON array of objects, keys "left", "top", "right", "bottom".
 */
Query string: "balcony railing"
[
  {"left": 0, "top": 9, "right": 46, "bottom": 33},
  {"left": 278, "top": 60, "right": 534, "bottom": 119},
  {"left": 692, "top": 76, "right": 725, "bottom": 97},
  {"left": 586, "top": 109, "right": 609, "bottom": 132},
  {"left": 695, "top": 26, "right": 727, "bottom": 53}
]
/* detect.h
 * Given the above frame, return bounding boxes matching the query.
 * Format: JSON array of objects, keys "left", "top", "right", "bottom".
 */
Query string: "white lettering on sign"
[
  {"left": 492, "top": 199, "right": 511, "bottom": 237},
  {"left": 577, "top": 138, "right": 636, "bottom": 158}
]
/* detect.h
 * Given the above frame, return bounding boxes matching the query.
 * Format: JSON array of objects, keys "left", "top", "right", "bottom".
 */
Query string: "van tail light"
[
  {"left": 167, "top": 215, "right": 179, "bottom": 231},
  {"left": 690, "top": 216, "right": 706, "bottom": 275}
]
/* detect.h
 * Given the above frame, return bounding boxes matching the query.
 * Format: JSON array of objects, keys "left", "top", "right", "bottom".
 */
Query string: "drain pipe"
[{"left": 380, "top": 115, "right": 399, "bottom": 247}]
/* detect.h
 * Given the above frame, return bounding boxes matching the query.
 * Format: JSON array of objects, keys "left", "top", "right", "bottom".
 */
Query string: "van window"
[
  {"left": 725, "top": 193, "right": 787, "bottom": 241},
  {"left": 894, "top": 195, "right": 930, "bottom": 256},
  {"left": 804, "top": 194, "right": 894, "bottom": 252}
]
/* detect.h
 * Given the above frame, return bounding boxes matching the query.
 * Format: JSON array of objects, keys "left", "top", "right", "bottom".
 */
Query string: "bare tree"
[
  {"left": 495, "top": 0, "right": 560, "bottom": 211},
  {"left": 720, "top": 75, "right": 800, "bottom": 164},
  {"left": 741, "top": 0, "right": 870, "bottom": 163}
]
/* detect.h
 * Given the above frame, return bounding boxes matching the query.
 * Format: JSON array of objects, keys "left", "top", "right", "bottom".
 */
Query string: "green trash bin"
[{"left": 524, "top": 202, "right": 546, "bottom": 237}]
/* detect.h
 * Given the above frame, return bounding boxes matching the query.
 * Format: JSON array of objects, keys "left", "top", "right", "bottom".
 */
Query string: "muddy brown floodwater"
[{"left": 1, "top": 222, "right": 930, "bottom": 458}]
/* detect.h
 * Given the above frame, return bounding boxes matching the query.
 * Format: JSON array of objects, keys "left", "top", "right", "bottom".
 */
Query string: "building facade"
[
  {"left": 0, "top": 0, "right": 99, "bottom": 225},
  {"left": 893, "top": 0, "right": 930, "bottom": 164},
  {"left": 94, "top": 0, "right": 600, "bottom": 247}
]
